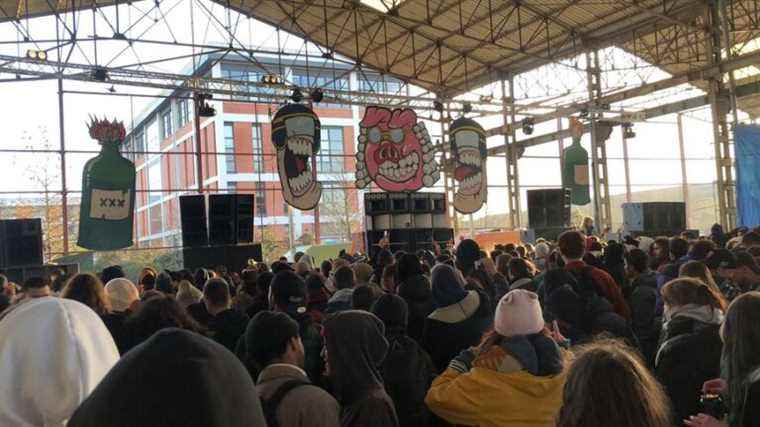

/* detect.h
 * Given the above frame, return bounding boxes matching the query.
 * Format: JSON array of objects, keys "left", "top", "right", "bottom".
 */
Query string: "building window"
[
  {"left": 255, "top": 183, "right": 267, "bottom": 215},
  {"left": 160, "top": 108, "right": 172, "bottom": 140},
  {"left": 149, "top": 205, "right": 162, "bottom": 236},
  {"left": 317, "top": 126, "right": 344, "bottom": 173},
  {"left": 224, "top": 122, "right": 236, "bottom": 173},
  {"left": 228, "top": 182, "right": 237, "bottom": 193},
  {"left": 133, "top": 130, "right": 145, "bottom": 159},
  {"left": 252, "top": 124, "right": 264, "bottom": 172},
  {"left": 148, "top": 160, "right": 162, "bottom": 205},
  {"left": 146, "top": 119, "right": 160, "bottom": 158},
  {"left": 176, "top": 98, "right": 190, "bottom": 128}
]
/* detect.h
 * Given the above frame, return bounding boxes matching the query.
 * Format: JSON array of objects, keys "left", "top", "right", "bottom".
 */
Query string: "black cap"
[{"left": 270, "top": 271, "right": 307, "bottom": 315}]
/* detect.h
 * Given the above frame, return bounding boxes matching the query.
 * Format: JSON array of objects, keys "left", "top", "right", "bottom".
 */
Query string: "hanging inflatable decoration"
[
  {"left": 78, "top": 116, "right": 136, "bottom": 251},
  {"left": 562, "top": 117, "right": 591, "bottom": 205},
  {"left": 271, "top": 103, "right": 323, "bottom": 210},
  {"left": 449, "top": 117, "right": 488, "bottom": 214},
  {"left": 355, "top": 106, "right": 438, "bottom": 192}
]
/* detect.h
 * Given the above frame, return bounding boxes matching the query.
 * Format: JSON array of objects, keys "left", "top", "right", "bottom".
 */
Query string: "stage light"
[
  {"left": 321, "top": 51, "right": 334, "bottom": 59},
  {"left": 92, "top": 68, "right": 109, "bottom": 82},
  {"left": 261, "top": 74, "right": 283, "bottom": 85},
  {"left": 291, "top": 88, "right": 303, "bottom": 103},
  {"left": 479, "top": 94, "right": 494, "bottom": 103},
  {"left": 310, "top": 88, "right": 324, "bottom": 103},
  {"left": 622, "top": 122, "right": 636, "bottom": 139},
  {"left": 462, "top": 102, "right": 473, "bottom": 114},
  {"left": 521, "top": 117, "right": 534, "bottom": 135},
  {"left": 579, "top": 108, "right": 589, "bottom": 119},
  {"left": 26, "top": 49, "right": 47, "bottom": 60},
  {"left": 198, "top": 102, "right": 216, "bottom": 117},
  {"left": 108, "top": 85, "right": 116, "bottom": 93},
  {"left": 433, "top": 100, "right": 444, "bottom": 113}
]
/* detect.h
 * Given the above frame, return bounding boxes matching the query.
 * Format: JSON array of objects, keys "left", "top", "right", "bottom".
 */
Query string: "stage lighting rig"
[
  {"left": 310, "top": 89, "right": 324, "bottom": 103},
  {"left": 521, "top": 117, "right": 535, "bottom": 135},
  {"left": 290, "top": 88, "right": 304, "bottom": 103},
  {"left": 622, "top": 122, "right": 636, "bottom": 139},
  {"left": 26, "top": 49, "right": 47, "bottom": 60}
]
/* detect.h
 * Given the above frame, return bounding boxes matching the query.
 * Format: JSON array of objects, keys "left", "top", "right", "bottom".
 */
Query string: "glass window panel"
[{"left": 224, "top": 122, "right": 236, "bottom": 173}]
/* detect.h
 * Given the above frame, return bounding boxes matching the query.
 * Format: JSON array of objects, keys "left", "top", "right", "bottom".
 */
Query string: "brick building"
[{"left": 123, "top": 52, "right": 406, "bottom": 248}]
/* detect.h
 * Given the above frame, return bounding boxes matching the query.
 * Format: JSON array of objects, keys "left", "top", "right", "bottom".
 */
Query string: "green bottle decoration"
[
  {"left": 562, "top": 117, "right": 591, "bottom": 205},
  {"left": 77, "top": 116, "right": 136, "bottom": 251}
]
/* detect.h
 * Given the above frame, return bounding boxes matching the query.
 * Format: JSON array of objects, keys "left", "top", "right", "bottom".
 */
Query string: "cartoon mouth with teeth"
[
  {"left": 272, "top": 104, "right": 322, "bottom": 210},
  {"left": 450, "top": 117, "right": 487, "bottom": 214},
  {"left": 355, "top": 107, "right": 438, "bottom": 192}
]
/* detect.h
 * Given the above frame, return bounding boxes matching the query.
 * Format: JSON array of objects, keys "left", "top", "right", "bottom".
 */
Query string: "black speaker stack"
[
  {"left": 364, "top": 192, "right": 454, "bottom": 259},
  {"left": 179, "top": 194, "right": 262, "bottom": 271},
  {"left": 0, "top": 218, "right": 79, "bottom": 284},
  {"left": 623, "top": 202, "right": 687, "bottom": 237},
  {"left": 527, "top": 188, "right": 573, "bottom": 241}
]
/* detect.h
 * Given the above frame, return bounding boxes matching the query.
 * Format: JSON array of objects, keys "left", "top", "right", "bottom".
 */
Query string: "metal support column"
[
  {"left": 504, "top": 77, "right": 521, "bottom": 229},
  {"left": 57, "top": 77, "right": 69, "bottom": 256},
  {"left": 440, "top": 103, "right": 458, "bottom": 235},
  {"left": 586, "top": 51, "right": 612, "bottom": 230},
  {"left": 621, "top": 126, "right": 632, "bottom": 203},
  {"left": 707, "top": 0, "right": 737, "bottom": 229},
  {"left": 193, "top": 94, "right": 205, "bottom": 194},
  {"left": 677, "top": 113, "right": 690, "bottom": 226},
  {"left": 557, "top": 117, "right": 565, "bottom": 171}
]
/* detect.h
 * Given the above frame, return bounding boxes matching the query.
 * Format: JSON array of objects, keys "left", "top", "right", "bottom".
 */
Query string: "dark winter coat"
[
  {"left": 206, "top": 308, "right": 249, "bottom": 353},
  {"left": 627, "top": 271, "right": 661, "bottom": 366},
  {"left": 101, "top": 310, "right": 130, "bottom": 355},
  {"left": 422, "top": 290, "right": 492, "bottom": 373},
  {"left": 737, "top": 368, "right": 760, "bottom": 427},
  {"left": 381, "top": 334, "right": 436, "bottom": 427},
  {"left": 398, "top": 275, "right": 434, "bottom": 344},
  {"left": 655, "top": 314, "right": 723, "bottom": 423}
]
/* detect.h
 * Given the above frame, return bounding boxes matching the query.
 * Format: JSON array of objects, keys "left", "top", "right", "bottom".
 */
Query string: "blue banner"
[{"left": 734, "top": 124, "right": 760, "bottom": 227}]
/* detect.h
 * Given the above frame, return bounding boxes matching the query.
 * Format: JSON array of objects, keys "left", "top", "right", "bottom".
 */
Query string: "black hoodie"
[
  {"left": 398, "top": 274, "right": 433, "bottom": 344},
  {"left": 67, "top": 328, "right": 266, "bottom": 427},
  {"left": 324, "top": 310, "right": 399, "bottom": 427}
]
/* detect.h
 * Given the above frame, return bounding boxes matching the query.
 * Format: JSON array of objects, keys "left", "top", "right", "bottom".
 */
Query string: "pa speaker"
[
  {"left": 389, "top": 193, "right": 409, "bottom": 212},
  {"left": 411, "top": 193, "right": 432, "bottom": 213},
  {"left": 179, "top": 195, "right": 208, "bottom": 247},
  {"left": 183, "top": 243, "right": 263, "bottom": 272},
  {"left": 364, "top": 193, "right": 389, "bottom": 215},
  {"left": 623, "top": 202, "right": 686, "bottom": 236},
  {"left": 527, "top": 188, "right": 571, "bottom": 229},
  {"left": 0, "top": 219, "right": 43, "bottom": 268},
  {"left": 235, "top": 194, "right": 254, "bottom": 244},
  {"left": 209, "top": 194, "right": 236, "bottom": 245}
]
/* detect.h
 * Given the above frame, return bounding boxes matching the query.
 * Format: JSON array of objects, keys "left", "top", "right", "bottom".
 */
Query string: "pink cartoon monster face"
[{"left": 355, "top": 107, "right": 438, "bottom": 192}]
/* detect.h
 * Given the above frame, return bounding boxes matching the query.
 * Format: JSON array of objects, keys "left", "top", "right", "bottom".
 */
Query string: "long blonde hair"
[{"left": 679, "top": 261, "right": 727, "bottom": 311}]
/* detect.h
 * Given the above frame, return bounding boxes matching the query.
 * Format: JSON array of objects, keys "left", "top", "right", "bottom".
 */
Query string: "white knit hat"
[
  {"left": 105, "top": 278, "right": 139, "bottom": 312},
  {"left": 494, "top": 289, "right": 545, "bottom": 337}
]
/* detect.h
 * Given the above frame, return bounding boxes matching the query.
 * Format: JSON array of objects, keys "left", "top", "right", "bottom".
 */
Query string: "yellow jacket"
[{"left": 425, "top": 365, "right": 566, "bottom": 427}]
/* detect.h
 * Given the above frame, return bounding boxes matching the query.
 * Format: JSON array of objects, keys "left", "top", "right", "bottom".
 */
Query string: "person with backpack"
[
  {"left": 244, "top": 311, "right": 340, "bottom": 427},
  {"left": 558, "top": 231, "right": 631, "bottom": 320}
]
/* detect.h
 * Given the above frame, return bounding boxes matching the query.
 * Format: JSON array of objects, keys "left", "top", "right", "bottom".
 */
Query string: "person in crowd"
[
  {"left": 0, "top": 297, "right": 120, "bottom": 426},
  {"left": 509, "top": 257, "right": 536, "bottom": 291},
  {"left": 243, "top": 311, "right": 340, "bottom": 427},
  {"left": 516, "top": 245, "right": 528, "bottom": 259},
  {"left": 684, "top": 291, "right": 760, "bottom": 427},
  {"left": 100, "top": 265, "right": 125, "bottom": 285},
  {"left": 718, "top": 251, "right": 760, "bottom": 300},
  {"left": 680, "top": 261, "right": 728, "bottom": 311},
  {"left": 176, "top": 279, "right": 203, "bottom": 309},
  {"left": 354, "top": 262, "right": 380, "bottom": 296},
  {"left": 470, "top": 262, "right": 497, "bottom": 305},
  {"left": 657, "top": 237, "right": 691, "bottom": 308},
  {"left": 352, "top": 285, "right": 377, "bottom": 312},
  {"left": 19, "top": 276, "right": 51, "bottom": 300},
  {"left": 321, "top": 259, "right": 333, "bottom": 280},
  {"left": 493, "top": 253, "right": 512, "bottom": 299},
  {"left": 710, "top": 223, "right": 729, "bottom": 248},
  {"left": 649, "top": 237, "right": 671, "bottom": 272},
  {"left": 534, "top": 241, "right": 551, "bottom": 271},
  {"left": 68, "top": 328, "right": 266, "bottom": 427},
  {"left": 193, "top": 268, "right": 211, "bottom": 291},
  {"left": 397, "top": 253, "right": 434, "bottom": 343},
  {"left": 372, "top": 294, "right": 435, "bottom": 427},
  {"left": 372, "top": 249, "right": 395, "bottom": 284},
  {"left": 582, "top": 216, "right": 595, "bottom": 236},
  {"left": 382, "top": 264, "right": 397, "bottom": 294},
  {"left": 542, "top": 267, "right": 632, "bottom": 345},
  {"left": 455, "top": 239, "right": 481, "bottom": 278},
  {"left": 557, "top": 340, "right": 673, "bottom": 427},
  {"left": 123, "top": 294, "right": 205, "bottom": 352},
  {"left": 191, "top": 278, "right": 249, "bottom": 352},
  {"left": 603, "top": 241, "right": 628, "bottom": 292},
  {"left": 155, "top": 271, "right": 175, "bottom": 295},
  {"left": 295, "top": 261, "right": 312, "bottom": 279},
  {"left": 655, "top": 278, "right": 724, "bottom": 423},
  {"left": 426, "top": 290, "right": 566, "bottom": 426},
  {"left": 583, "top": 239, "right": 604, "bottom": 269},
  {"left": 423, "top": 263, "right": 491, "bottom": 373},
  {"left": 323, "top": 310, "right": 399, "bottom": 426},
  {"left": 233, "top": 269, "right": 259, "bottom": 314},
  {"left": 249, "top": 271, "right": 274, "bottom": 318},
  {"left": 0, "top": 293, "right": 9, "bottom": 316},
  {"left": 304, "top": 273, "right": 330, "bottom": 324},
  {"left": 50, "top": 269, "right": 68, "bottom": 294},
  {"left": 558, "top": 230, "right": 631, "bottom": 319},
  {"left": 625, "top": 248, "right": 660, "bottom": 365},
  {"left": 62, "top": 273, "right": 111, "bottom": 316},
  {"left": 269, "top": 270, "right": 324, "bottom": 383},
  {"left": 104, "top": 277, "right": 141, "bottom": 354},
  {"left": 326, "top": 266, "right": 356, "bottom": 314}
]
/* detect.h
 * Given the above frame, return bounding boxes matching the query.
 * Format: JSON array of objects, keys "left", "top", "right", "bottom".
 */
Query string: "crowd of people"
[{"left": 1, "top": 223, "right": 760, "bottom": 427}]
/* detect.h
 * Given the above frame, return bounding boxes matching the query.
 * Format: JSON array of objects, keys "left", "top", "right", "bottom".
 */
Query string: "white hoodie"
[{"left": 0, "top": 297, "right": 120, "bottom": 427}]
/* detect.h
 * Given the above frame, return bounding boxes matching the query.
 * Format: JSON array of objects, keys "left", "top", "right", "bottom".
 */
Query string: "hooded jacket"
[
  {"left": 0, "top": 297, "right": 120, "bottom": 427},
  {"left": 398, "top": 274, "right": 434, "bottom": 343},
  {"left": 372, "top": 294, "right": 436, "bottom": 427},
  {"left": 68, "top": 328, "right": 266, "bottom": 427},
  {"left": 627, "top": 271, "right": 660, "bottom": 365},
  {"left": 256, "top": 364, "right": 340, "bottom": 427},
  {"left": 324, "top": 310, "right": 399, "bottom": 427},
  {"left": 426, "top": 333, "right": 566, "bottom": 427}
]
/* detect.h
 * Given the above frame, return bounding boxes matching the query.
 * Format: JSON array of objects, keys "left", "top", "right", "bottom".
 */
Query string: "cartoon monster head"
[
  {"left": 450, "top": 117, "right": 487, "bottom": 214},
  {"left": 355, "top": 107, "right": 438, "bottom": 191},
  {"left": 271, "top": 103, "right": 322, "bottom": 210}
]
